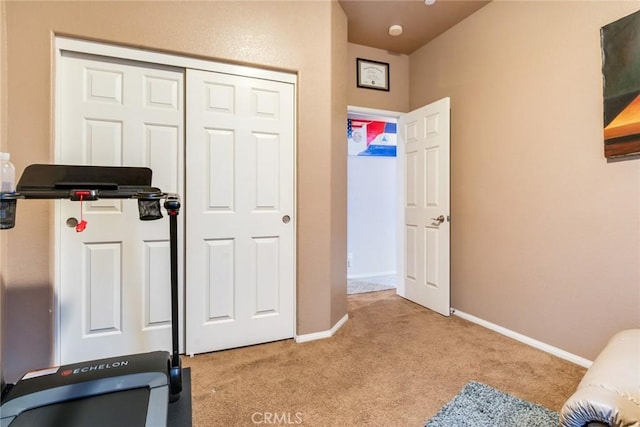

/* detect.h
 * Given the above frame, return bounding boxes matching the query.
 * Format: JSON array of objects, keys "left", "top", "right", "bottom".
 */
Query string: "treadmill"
[{"left": 0, "top": 165, "right": 183, "bottom": 427}]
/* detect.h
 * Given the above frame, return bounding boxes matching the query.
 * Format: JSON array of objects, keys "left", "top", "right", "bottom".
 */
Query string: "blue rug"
[{"left": 425, "top": 381, "right": 559, "bottom": 427}]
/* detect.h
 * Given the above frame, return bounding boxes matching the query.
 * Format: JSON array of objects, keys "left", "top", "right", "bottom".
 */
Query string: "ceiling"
[{"left": 339, "top": 0, "right": 491, "bottom": 55}]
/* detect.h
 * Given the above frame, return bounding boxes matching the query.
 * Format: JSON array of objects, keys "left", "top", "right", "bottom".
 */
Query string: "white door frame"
[
  {"left": 347, "top": 105, "right": 405, "bottom": 295},
  {"left": 54, "top": 37, "right": 297, "bottom": 364}
]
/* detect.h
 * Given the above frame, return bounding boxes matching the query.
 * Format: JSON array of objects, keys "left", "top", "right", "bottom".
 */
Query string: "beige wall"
[
  {"left": 348, "top": 43, "right": 409, "bottom": 112},
  {"left": 410, "top": 0, "right": 640, "bottom": 360},
  {"left": 1, "top": 0, "right": 348, "bottom": 381}
]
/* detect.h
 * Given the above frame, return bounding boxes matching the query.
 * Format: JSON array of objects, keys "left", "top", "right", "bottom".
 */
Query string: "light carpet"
[
  {"left": 347, "top": 274, "right": 396, "bottom": 294},
  {"left": 425, "top": 381, "right": 559, "bottom": 427}
]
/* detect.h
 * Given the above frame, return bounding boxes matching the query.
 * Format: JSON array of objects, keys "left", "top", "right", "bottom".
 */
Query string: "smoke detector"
[{"left": 388, "top": 24, "right": 403, "bottom": 36}]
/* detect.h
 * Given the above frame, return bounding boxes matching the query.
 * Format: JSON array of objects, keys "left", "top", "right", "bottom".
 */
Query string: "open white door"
[{"left": 397, "top": 98, "right": 450, "bottom": 316}]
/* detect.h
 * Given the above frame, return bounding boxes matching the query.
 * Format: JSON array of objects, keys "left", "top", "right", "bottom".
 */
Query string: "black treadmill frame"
[{"left": 0, "top": 164, "right": 183, "bottom": 404}]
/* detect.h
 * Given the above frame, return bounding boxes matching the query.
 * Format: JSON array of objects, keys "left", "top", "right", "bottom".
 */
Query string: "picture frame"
[
  {"left": 601, "top": 9, "right": 640, "bottom": 159},
  {"left": 356, "top": 58, "right": 390, "bottom": 91}
]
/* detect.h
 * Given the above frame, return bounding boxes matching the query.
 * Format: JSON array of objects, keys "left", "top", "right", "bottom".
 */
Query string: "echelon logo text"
[{"left": 61, "top": 360, "right": 129, "bottom": 376}]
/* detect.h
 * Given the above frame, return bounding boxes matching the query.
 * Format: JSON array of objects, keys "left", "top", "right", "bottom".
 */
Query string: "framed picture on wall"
[
  {"left": 356, "top": 58, "right": 390, "bottom": 91},
  {"left": 601, "top": 9, "right": 640, "bottom": 158}
]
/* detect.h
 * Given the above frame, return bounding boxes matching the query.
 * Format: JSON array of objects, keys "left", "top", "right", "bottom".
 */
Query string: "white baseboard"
[
  {"left": 295, "top": 314, "right": 349, "bottom": 343},
  {"left": 453, "top": 309, "right": 592, "bottom": 368},
  {"left": 347, "top": 271, "right": 396, "bottom": 280}
]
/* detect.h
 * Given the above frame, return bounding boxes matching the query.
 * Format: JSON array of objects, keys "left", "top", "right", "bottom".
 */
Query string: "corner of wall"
[
  {"left": 330, "top": 0, "right": 349, "bottom": 326},
  {"left": 0, "top": 0, "right": 8, "bottom": 391}
]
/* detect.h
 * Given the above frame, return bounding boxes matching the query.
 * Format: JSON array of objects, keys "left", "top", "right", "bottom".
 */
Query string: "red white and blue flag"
[{"left": 347, "top": 119, "right": 397, "bottom": 156}]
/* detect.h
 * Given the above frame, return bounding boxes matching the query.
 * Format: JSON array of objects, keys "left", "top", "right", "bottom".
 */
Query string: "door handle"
[
  {"left": 431, "top": 215, "right": 445, "bottom": 225},
  {"left": 66, "top": 216, "right": 88, "bottom": 232},
  {"left": 282, "top": 215, "right": 291, "bottom": 224}
]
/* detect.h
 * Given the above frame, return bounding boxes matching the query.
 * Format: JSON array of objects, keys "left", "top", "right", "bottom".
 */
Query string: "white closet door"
[
  {"left": 57, "top": 52, "right": 185, "bottom": 364},
  {"left": 186, "top": 68, "right": 295, "bottom": 355}
]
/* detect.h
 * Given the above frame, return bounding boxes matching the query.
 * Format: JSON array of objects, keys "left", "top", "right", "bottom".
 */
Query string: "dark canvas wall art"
[{"left": 601, "top": 8, "right": 640, "bottom": 158}]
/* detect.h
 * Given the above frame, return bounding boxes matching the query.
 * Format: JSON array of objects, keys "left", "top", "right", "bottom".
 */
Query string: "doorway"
[
  {"left": 347, "top": 99, "right": 452, "bottom": 317},
  {"left": 347, "top": 106, "right": 401, "bottom": 295}
]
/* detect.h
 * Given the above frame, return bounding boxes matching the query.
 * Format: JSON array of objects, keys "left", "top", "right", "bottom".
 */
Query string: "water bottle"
[{"left": 0, "top": 152, "right": 17, "bottom": 229}]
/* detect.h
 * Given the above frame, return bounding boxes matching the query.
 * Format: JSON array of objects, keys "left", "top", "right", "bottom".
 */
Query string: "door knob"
[
  {"left": 66, "top": 216, "right": 88, "bottom": 232},
  {"left": 431, "top": 215, "right": 445, "bottom": 225},
  {"left": 282, "top": 215, "right": 291, "bottom": 224}
]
